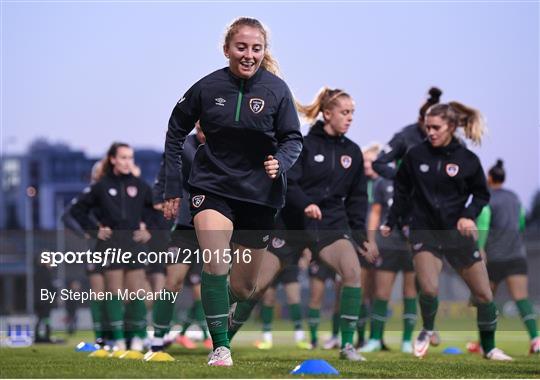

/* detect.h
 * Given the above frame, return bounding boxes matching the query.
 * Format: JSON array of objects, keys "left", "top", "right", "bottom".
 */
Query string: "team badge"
[
  {"left": 126, "top": 186, "right": 138, "bottom": 198},
  {"left": 446, "top": 163, "right": 459, "bottom": 177},
  {"left": 340, "top": 155, "right": 352, "bottom": 169},
  {"left": 192, "top": 195, "right": 205, "bottom": 208},
  {"left": 314, "top": 154, "right": 325, "bottom": 163},
  {"left": 249, "top": 98, "right": 265, "bottom": 114},
  {"left": 271, "top": 237, "right": 286, "bottom": 249},
  {"left": 420, "top": 164, "right": 430, "bottom": 173},
  {"left": 108, "top": 188, "right": 117, "bottom": 197}
]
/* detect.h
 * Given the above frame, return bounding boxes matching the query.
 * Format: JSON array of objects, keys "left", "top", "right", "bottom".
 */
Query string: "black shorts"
[
  {"left": 95, "top": 236, "right": 148, "bottom": 271},
  {"left": 85, "top": 263, "right": 104, "bottom": 276},
  {"left": 184, "top": 260, "right": 203, "bottom": 286},
  {"left": 359, "top": 254, "right": 375, "bottom": 269},
  {"left": 146, "top": 262, "right": 166, "bottom": 275},
  {"left": 169, "top": 226, "right": 199, "bottom": 265},
  {"left": 409, "top": 230, "right": 482, "bottom": 271},
  {"left": 308, "top": 260, "right": 336, "bottom": 282},
  {"left": 190, "top": 188, "right": 276, "bottom": 249},
  {"left": 267, "top": 232, "right": 302, "bottom": 267},
  {"left": 487, "top": 258, "right": 528, "bottom": 285},
  {"left": 271, "top": 265, "right": 300, "bottom": 287},
  {"left": 375, "top": 249, "right": 414, "bottom": 273}
]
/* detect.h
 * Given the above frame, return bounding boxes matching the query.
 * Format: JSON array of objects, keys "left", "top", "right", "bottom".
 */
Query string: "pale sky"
[{"left": 2, "top": 1, "right": 539, "bottom": 206}]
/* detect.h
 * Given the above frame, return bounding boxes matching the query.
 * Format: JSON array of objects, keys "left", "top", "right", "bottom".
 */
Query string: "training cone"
[
  {"left": 75, "top": 342, "right": 97, "bottom": 352},
  {"left": 443, "top": 347, "right": 463, "bottom": 355},
  {"left": 291, "top": 359, "right": 339, "bottom": 375}
]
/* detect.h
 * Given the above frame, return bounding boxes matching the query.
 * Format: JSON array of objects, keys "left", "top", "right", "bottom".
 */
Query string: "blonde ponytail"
[
  {"left": 296, "top": 87, "right": 350, "bottom": 124},
  {"left": 448, "top": 101, "right": 486, "bottom": 145},
  {"left": 426, "top": 102, "right": 486, "bottom": 145}
]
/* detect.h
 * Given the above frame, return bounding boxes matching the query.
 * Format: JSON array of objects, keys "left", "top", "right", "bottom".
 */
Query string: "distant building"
[
  {"left": 0, "top": 139, "right": 162, "bottom": 314},
  {"left": 0, "top": 139, "right": 162, "bottom": 230}
]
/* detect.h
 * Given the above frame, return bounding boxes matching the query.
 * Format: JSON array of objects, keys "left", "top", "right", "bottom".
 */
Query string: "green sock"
[
  {"left": 228, "top": 299, "right": 258, "bottom": 341},
  {"left": 105, "top": 296, "right": 124, "bottom": 341},
  {"left": 307, "top": 308, "right": 320, "bottom": 344},
  {"left": 289, "top": 303, "right": 303, "bottom": 331},
  {"left": 477, "top": 302, "right": 498, "bottom": 353},
  {"left": 357, "top": 303, "right": 368, "bottom": 343},
  {"left": 228, "top": 284, "right": 240, "bottom": 306},
  {"left": 181, "top": 303, "right": 195, "bottom": 335},
  {"left": 332, "top": 312, "right": 340, "bottom": 337},
  {"left": 192, "top": 300, "right": 209, "bottom": 339},
  {"left": 403, "top": 297, "right": 417, "bottom": 342},
  {"left": 201, "top": 271, "right": 229, "bottom": 349},
  {"left": 516, "top": 298, "right": 538, "bottom": 339},
  {"left": 340, "top": 287, "right": 361, "bottom": 348},
  {"left": 370, "top": 299, "right": 388, "bottom": 341},
  {"left": 261, "top": 305, "right": 274, "bottom": 333},
  {"left": 126, "top": 299, "right": 147, "bottom": 339},
  {"left": 419, "top": 293, "right": 438, "bottom": 331},
  {"left": 152, "top": 290, "right": 177, "bottom": 338},
  {"left": 89, "top": 300, "right": 105, "bottom": 340}
]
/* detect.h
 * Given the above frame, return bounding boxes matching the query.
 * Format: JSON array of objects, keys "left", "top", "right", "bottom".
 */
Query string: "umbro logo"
[{"left": 215, "top": 97, "right": 226, "bottom": 106}]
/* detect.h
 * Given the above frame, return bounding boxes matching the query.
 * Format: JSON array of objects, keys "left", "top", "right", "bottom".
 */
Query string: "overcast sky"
[{"left": 2, "top": 1, "right": 538, "bottom": 206}]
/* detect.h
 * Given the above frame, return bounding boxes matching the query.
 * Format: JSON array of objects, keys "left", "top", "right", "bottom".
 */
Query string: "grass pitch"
[{"left": 1, "top": 318, "right": 539, "bottom": 378}]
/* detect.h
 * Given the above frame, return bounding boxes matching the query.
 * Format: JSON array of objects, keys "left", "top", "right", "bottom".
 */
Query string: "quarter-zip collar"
[
  {"left": 107, "top": 171, "right": 134, "bottom": 181},
  {"left": 225, "top": 66, "right": 264, "bottom": 91},
  {"left": 427, "top": 137, "right": 461, "bottom": 156},
  {"left": 309, "top": 120, "right": 345, "bottom": 143}
]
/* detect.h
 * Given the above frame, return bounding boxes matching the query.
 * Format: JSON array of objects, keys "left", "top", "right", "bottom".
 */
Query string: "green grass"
[{"left": 1, "top": 318, "right": 539, "bottom": 378}]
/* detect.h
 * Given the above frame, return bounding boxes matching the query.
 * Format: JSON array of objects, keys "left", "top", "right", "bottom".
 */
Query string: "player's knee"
[
  {"left": 421, "top": 285, "right": 439, "bottom": 298},
  {"left": 166, "top": 278, "right": 183, "bottom": 293},
  {"left": 230, "top": 281, "right": 257, "bottom": 301},
  {"left": 474, "top": 290, "right": 493, "bottom": 304},
  {"left": 341, "top": 267, "right": 360, "bottom": 285}
]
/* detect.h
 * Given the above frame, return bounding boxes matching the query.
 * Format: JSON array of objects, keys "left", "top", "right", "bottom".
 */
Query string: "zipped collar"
[
  {"left": 427, "top": 137, "right": 462, "bottom": 156},
  {"left": 309, "top": 120, "right": 345, "bottom": 142},
  {"left": 226, "top": 66, "right": 264, "bottom": 90},
  {"left": 106, "top": 171, "right": 134, "bottom": 181}
]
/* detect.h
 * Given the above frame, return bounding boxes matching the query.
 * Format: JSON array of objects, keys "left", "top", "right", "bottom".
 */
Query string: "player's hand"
[
  {"left": 163, "top": 198, "right": 180, "bottom": 220},
  {"left": 457, "top": 217, "right": 478, "bottom": 240},
  {"left": 479, "top": 248, "right": 487, "bottom": 262},
  {"left": 264, "top": 155, "right": 280, "bottom": 179},
  {"left": 379, "top": 224, "right": 392, "bottom": 237},
  {"left": 97, "top": 225, "right": 112, "bottom": 241},
  {"left": 133, "top": 228, "right": 151, "bottom": 244},
  {"left": 357, "top": 240, "right": 379, "bottom": 264},
  {"left": 304, "top": 204, "right": 322, "bottom": 220},
  {"left": 153, "top": 202, "right": 164, "bottom": 211}
]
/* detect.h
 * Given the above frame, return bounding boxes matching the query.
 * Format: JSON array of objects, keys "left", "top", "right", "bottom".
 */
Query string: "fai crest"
[
  {"left": 446, "top": 163, "right": 459, "bottom": 177},
  {"left": 249, "top": 98, "right": 265, "bottom": 114},
  {"left": 126, "top": 186, "right": 138, "bottom": 198},
  {"left": 340, "top": 155, "right": 352, "bottom": 169},
  {"left": 192, "top": 195, "right": 205, "bottom": 208},
  {"left": 271, "top": 237, "right": 286, "bottom": 249}
]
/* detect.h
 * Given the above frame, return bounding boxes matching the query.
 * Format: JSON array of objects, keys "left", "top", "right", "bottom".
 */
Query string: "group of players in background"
[{"left": 63, "top": 17, "right": 539, "bottom": 367}]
